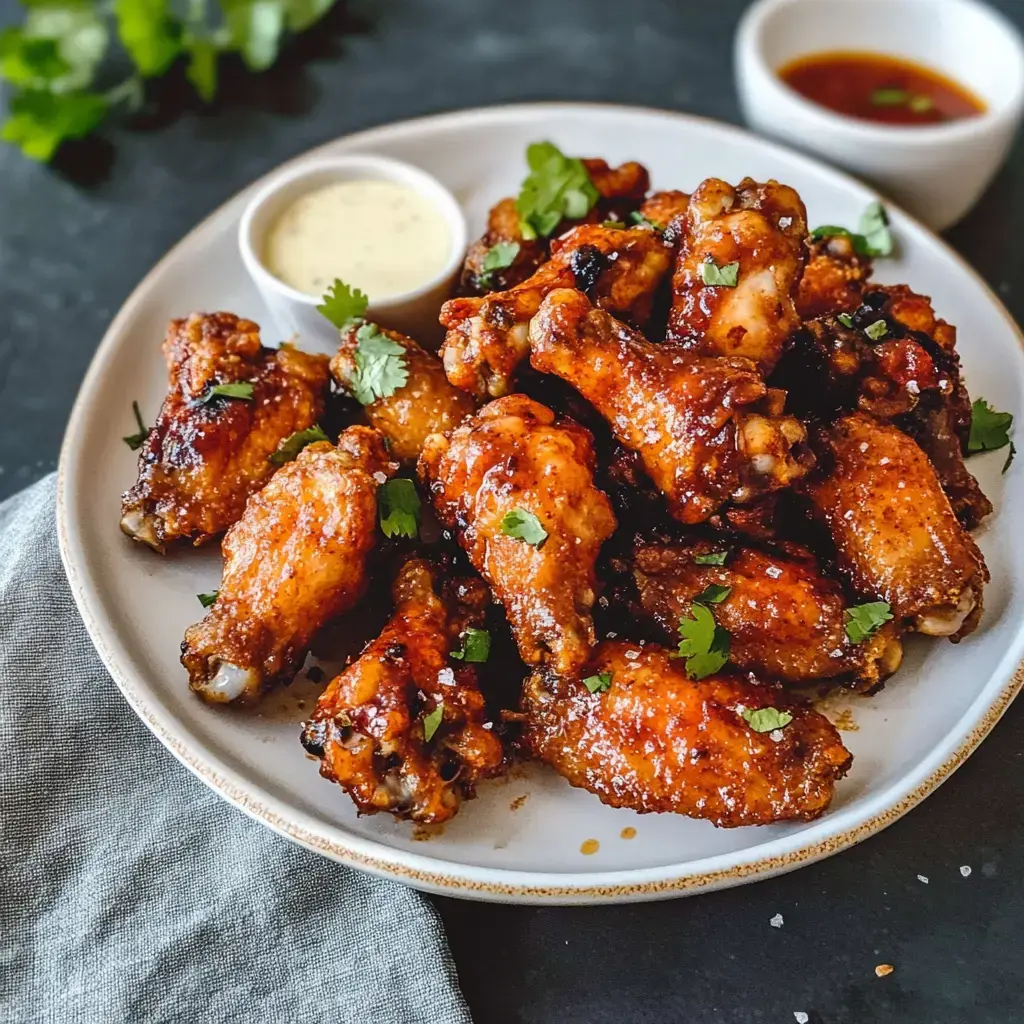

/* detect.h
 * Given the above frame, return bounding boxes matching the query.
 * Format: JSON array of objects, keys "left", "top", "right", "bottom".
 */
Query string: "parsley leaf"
[
  {"left": 968, "top": 398, "right": 1014, "bottom": 454},
  {"left": 197, "top": 590, "right": 219, "bottom": 608},
  {"left": 2, "top": 87, "right": 107, "bottom": 162},
  {"left": 676, "top": 603, "right": 730, "bottom": 680},
  {"left": 871, "top": 88, "right": 911, "bottom": 107},
  {"left": 742, "top": 707, "right": 794, "bottom": 733},
  {"left": 479, "top": 240, "right": 520, "bottom": 289},
  {"left": 114, "top": 0, "right": 181, "bottom": 77},
  {"left": 810, "top": 202, "right": 894, "bottom": 258},
  {"left": 515, "top": 141, "right": 599, "bottom": 240},
  {"left": 693, "top": 549, "right": 730, "bottom": 566},
  {"left": 837, "top": 312, "right": 855, "bottom": 328},
  {"left": 845, "top": 601, "right": 894, "bottom": 644},
  {"left": 378, "top": 478, "right": 421, "bottom": 539},
  {"left": 201, "top": 381, "right": 254, "bottom": 403},
  {"left": 499, "top": 508, "right": 548, "bottom": 547},
  {"left": 699, "top": 259, "right": 740, "bottom": 287},
  {"left": 0, "top": 29, "right": 69, "bottom": 86},
  {"left": 269, "top": 423, "right": 329, "bottom": 465},
  {"left": 629, "top": 210, "right": 662, "bottom": 231},
  {"left": 694, "top": 583, "right": 731, "bottom": 605},
  {"left": 422, "top": 702, "right": 443, "bottom": 742},
  {"left": 317, "top": 278, "right": 369, "bottom": 329},
  {"left": 122, "top": 400, "right": 149, "bottom": 450},
  {"left": 347, "top": 324, "right": 408, "bottom": 405},
  {"left": 583, "top": 672, "right": 613, "bottom": 694},
  {"left": 450, "top": 628, "right": 491, "bottom": 663},
  {"left": 864, "top": 319, "right": 888, "bottom": 341}
]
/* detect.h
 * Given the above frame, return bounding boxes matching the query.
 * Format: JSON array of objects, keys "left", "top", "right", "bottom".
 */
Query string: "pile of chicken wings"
[{"left": 121, "top": 149, "right": 995, "bottom": 831}]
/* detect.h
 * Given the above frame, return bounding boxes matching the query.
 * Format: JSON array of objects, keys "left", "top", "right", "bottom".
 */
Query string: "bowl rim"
[{"left": 237, "top": 152, "right": 469, "bottom": 313}]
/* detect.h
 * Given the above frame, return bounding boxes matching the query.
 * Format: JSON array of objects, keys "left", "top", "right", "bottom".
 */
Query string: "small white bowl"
[
  {"left": 736, "top": 0, "right": 1024, "bottom": 230},
  {"left": 238, "top": 154, "right": 467, "bottom": 354}
]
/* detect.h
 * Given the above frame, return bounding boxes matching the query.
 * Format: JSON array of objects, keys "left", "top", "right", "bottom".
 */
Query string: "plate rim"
[{"left": 56, "top": 101, "right": 1024, "bottom": 904}]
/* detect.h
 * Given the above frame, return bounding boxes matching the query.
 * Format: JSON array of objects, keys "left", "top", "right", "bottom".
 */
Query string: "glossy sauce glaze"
[
  {"left": 264, "top": 179, "right": 451, "bottom": 299},
  {"left": 778, "top": 51, "right": 985, "bottom": 126}
]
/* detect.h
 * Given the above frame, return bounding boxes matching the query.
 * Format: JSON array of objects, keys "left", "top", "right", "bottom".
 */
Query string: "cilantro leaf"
[
  {"left": 871, "top": 88, "right": 911, "bottom": 107},
  {"left": 201, "top": 381, "right": 254, "bottom": 403},
  {"left": 23, "top": 5, "right": 109, "bottom": 92},
  {"left": 348, "top": 324, "right": 408, "bottom": 405},
  {"left": 269, "top": 423, "right": 329, "bottom": 465},
  {"left": 694, "top": 583, "right": 731, "bottom": 605},
  {"left": 122, "top": 400, "right": 149, "bottom": 450},
  {"left": 864, "top": 319, "right": 888, "bottom": 341},
  {"left": 2, "top": 87, "right": 107, "bottom": 161},
  {"left": 223, "top": 0, "right": 285, "bottom": 71},
  {"left": 844, "top": 601, "right": 894, "bottom": 644},
  {"left": 422, "top": 702, "right": 443, "bottom": 742},
  {"left": 197, "top": 590, "right": 219, "bottom": 608},
  {"left": 479, "top": 241, "right": 520, "bottom": 288},
  {"left": 968, "top": 398, "right": 1013, "bottom": 454},
  {"left": 184, "top": 36, "right": 218, "bottom": 102},
  {"left": 499, "top": 508, "right": 548, "bottom": 547},
  {"left": 583, "top": 672, "right": 613, "bottom": 694},
  {"left": 699, "top": 259, "right": 739, "bottom": 287},
  {"left": 629, "top": 210, "right": 662, "bottom": 231},
  {"left": 837, "top": 312, "right": 855, "bottom": 328},
  {"left": 810, "top": 202, "right": 894, "bottom": 258},
  {"left": 378, "top": 478, "right": 421, "bottom": 539},
  {"left": 0, "top": 29, "right": 69, "bottom": 86},
  {"left": 742, "top": 707, "right": 794, "bottom": 733},
  {"left": 676, "top": 603, "right": 730, "bottom": 680},
  {"left": 515, "top": 141, "right": 599, "bottom": 240},
  {"left": 114, "top": 0, "right": 181, "bottom": 77},
  {"left": 693, "top": 549, "right": 730, "bottom": 566},
  {"left": 317, "top": 278, "right": 368, "bottom": 329},
  {"left": 450, "top": 628, "right": 491, "bottom": 663}
]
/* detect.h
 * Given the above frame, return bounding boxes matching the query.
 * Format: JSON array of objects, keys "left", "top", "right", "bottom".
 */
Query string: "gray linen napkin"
[{"left": 0, "top": 475, "right": 474, "bottom": 1024}]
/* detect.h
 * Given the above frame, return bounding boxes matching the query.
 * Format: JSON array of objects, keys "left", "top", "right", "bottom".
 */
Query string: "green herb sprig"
[
  {"left": 516, "top": 141, "right": 599, "bottom": 240},
  {"left": 810, "top": 201, "right": 894, "bottom": 258}
]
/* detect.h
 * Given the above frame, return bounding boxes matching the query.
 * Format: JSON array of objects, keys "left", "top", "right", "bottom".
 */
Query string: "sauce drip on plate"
[
  {"left": 264, "top": 179, "right": 451, "bottom": 299},
  {"left": 778, "top": 51, "right": 985, "bottom": 126}
]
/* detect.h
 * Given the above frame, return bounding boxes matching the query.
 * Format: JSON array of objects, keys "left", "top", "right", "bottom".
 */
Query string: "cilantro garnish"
[
  {"left": 583, "top": 672, "right": 613, "bottom": 694},
  {"left": 871, "top": 88, "right": 911, "bottom": 107},
  {"left": 422, "top": 702, "right": 443, "bottom": 742},
  {"left": 694, "top": 583, "right": 731, "bottom": 605},
  {"left": 844, "top": 601, "right": 894, "bottom": 644},
  {"left": 676, "top": 603, "right": 730, "bottom": 680},
  {"left": 515, "top": 141, "right": 599, "bottom": 240},
  {"left": 479, "top": 241, "right": 520, "bottom": 289},
  {"left": 317, "top": 278, "right": 369, "bottom": 329},
  {"left": 693, "top": 549, "right": 730, "bottom": 566},
  {"left": 968, "top": 398, "right": 1014, "bottom": 455},
  {"left": 742, "top": 707, "right": 794, "bottom": 733},
  {"left": 601, "top": 219, "right": 626, "bottom": 230},
  {"left": 699, "top": 259, "right": 740, "bottom": 288},
  {"left": 2, "top": 88, "right": 108, "bottom": 162},
  {"left": 499, "top": 508, "right": 548, "bottom": 548},
  {"left": 114, "top": 0, "right": 182, "bottom": 78},
  {"left": 197, "top": 590, "right": 218, "bottom": 608},
  {"left": 201, "top": 381, "right": 254, "bottom": 404},
  {"left": 629, "top": 211, "right": 662, "bottom": 231},
  {"left": 346, "top": 324, "right": 408, "bottom": 405},
  {"left": 837, "top": 312, "right": 856, "bottom": 329},
  {"left": 450, "top": 628, "right": 491, "bottom": 663},
  {"left": 864, "top": 319, "right": 888, "bottom": 342},
  {"left": 810, "top": 201, "right": 894, "bottom": 258},
  {"left": 269, "top": 424, "right": 329, "bottom": 465},
  {"left": 122, "top": 400, "right": 149, "bottom": 450},
  {"left": 378, "top": 478, "right": 421, "bottom": 539}
]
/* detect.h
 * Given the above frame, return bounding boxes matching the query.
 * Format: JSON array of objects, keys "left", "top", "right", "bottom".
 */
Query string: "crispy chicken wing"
[
  {"left": 121, "top": 313, "right": 330, "bottom": 551},
  {"left": 529, "top": 288, "right": 813, "bottom": 524},
  {"left": 667, "top": 178, "right": 808, "bottom": 373},
  {"left": 331, "top": 323, "right": 475, "bottom": 461},
  {"left": 522, "top": 641, "right": 852, "bottom": 827},
  {"left": 301, "top": 558, "right": 504, "bottom": 823},
  {"left": 441, "top": 225, "right": 673, "bottom": 397},
  {"left": 637, "top": 190, "right": 691, "bottom": 231},
  {"left": 182, "top": 428, "right": 397, "bottom": 704},
  {"left": 795, "top": 235, "right": 873, "bottom": 319},
  {"left": 419, "top": 395, "right": 617, "bottom": 677},
  {"left": 804, "top": 413, "right": 988, "bottom": 641},
  {"left": 632, "top": 538, "right": 903, "bottom": 691}
]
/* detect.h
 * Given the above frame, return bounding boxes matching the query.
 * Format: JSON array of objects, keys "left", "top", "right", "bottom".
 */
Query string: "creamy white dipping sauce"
[{"left": 263, "top": 179, "right": 452, "bottom": 299}]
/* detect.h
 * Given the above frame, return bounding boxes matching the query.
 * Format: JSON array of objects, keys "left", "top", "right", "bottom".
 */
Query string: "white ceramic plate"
[{"left": 57, "top": 103, "right": 1024, "bottom": 905}]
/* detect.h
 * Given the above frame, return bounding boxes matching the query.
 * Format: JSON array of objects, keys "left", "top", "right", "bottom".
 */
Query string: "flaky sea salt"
[
  {"left": 960, "top": 864, "right": 972, "bottom": 877},
  {"left": 373, "top": 471, "right": 388, "bottom": 484},
  {"left": 917, "top": 874, "right": 929, "bottom": 884},
  {"left": 794, "top": 1014, "right": 809, "bottom": 1024},
  {"left": 770, "top": 913, "right": 784, "bottom": 928}
]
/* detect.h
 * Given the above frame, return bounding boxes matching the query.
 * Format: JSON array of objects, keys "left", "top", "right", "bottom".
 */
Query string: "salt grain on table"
[{"left": 770, "top": 913, "right": 784, "bottom": 928}]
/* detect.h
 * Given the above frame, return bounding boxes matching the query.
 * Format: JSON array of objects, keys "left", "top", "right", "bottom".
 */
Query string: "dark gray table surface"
[{"left": 3, "top": 1, "right": 1023, "bottom": 1021}]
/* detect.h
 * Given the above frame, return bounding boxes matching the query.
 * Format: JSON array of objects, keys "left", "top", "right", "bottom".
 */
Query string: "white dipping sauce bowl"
[
  {"left": 239, "top": 154, "right": 467, "bottom": 354},
  {"left": 736, "top": 0, "right": 1024, "bottom": 230}
]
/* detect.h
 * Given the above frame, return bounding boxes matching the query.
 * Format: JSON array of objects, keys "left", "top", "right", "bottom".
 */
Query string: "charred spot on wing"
[
  {"left": 570, "top": 244, "right": 609, "bottom": 295},
  {"left": 300, "top": 718, "right": 327, "bottom": 757}
]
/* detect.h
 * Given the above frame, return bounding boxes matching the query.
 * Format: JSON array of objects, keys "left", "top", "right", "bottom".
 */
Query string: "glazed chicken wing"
[
  {"left": 522, "top": 642, "right": 852, "bottom": 827},
  {"left": 331, "top": 323, "right": 475, "bottom": 461},
  {"left": 804, "top": 413, "right": 988, "bottom": 640},
  {"left": 795, "top": 234, "right": 873, "bottom": 319},
  {"left": 182, "top": 427, "right": 397, "bottom": 704},
  {"left": 637, "top": 190, "right": 691, "bottom": 231},
  {"left": 419, "top": 395, "right": 617, "bottom": 677},
  {"left": 121, "top": 313, "right": 330, "bottom": 551},
  {"left": 632, "top": 538, "right": 903, "bottom": 691},
  {"left": 301, "top": 558, "right": 504, "bottom": 823},
  {"left": 667, "top": 178, "right": 808, "bottom": 373},
  {"left": 441, "top": 224, "right": 673, "bottom": 398},
  {"left": 529, "top": 288, "right": 812, "bottom": 524}
]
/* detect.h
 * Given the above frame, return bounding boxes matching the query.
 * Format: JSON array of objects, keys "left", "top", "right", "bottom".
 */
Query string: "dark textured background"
[{"left": 2, "top": 1, "right": 1023, "bottom": 1021}]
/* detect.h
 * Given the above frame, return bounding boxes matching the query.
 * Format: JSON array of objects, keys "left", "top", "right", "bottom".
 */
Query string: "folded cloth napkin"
[{"left": 0, "top": 475, "right": 473, "bottom": 1024}]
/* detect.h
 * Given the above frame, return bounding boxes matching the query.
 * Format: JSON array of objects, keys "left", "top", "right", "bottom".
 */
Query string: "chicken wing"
[
  {"left": 441, "top": 224, "right": 673, "bottom": 398},
  {"left": 301, "top": 558, "right": 504, "bottom": 823},
  {"left": 182, "top": 427, "right": 397, "bottom": 704},
  {"left": 419, "top": 395, "right": 617, "bottom": 677},
  {"left": 529, "top": 288, "right": 813, "bottom": 524},
  {"left": 330, "top": 323, "right": 475, "bottom": 462},
  {"left": 637, "top": 190, "right": 691, "bottom": 231},
  {"left": 521, "top": 641, "right": 852, "bottom": 827},
  {"left": 631, "top": 538, "right": 902, "bottom": 690},
  {"left": 121, "top": 313, "right": 330, "bottom": 551},
  {"left": 795, "top": 234, "right": 872, "bottom": 319},
  {"left": 803, "top": 413, "right": 988, "bottom": 640},
  {"left": 667, "top": 177, "right": 808, "bottom": 373}
]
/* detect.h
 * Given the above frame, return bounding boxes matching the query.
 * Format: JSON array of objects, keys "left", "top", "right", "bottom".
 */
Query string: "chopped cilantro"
[
  {"left": 968, "top": 398, "right": 1013, "bottom": 454},
  {"left": 583, "top": 671, "right": 613, "bottom": 694},
  {"left": 479, "top": 240, "right": 520, "bottom": 289},
  {"left": 694, "top": 583, "right": 731, "bottom": 605},
  {"left": 864, "top": 319, "right": 888, "bottom": 341},
  {"left": 676, "top": 603, "right": 730, "bottom": 680},
  {"left": 122, "top": 400, "right": 149, "bottom": 450},
  {"left": 499, "top": 508, "right": 548, "bottom": 547},
  {"left": 515, "top": 141, "right": 599, "bottom": 240},
  {"left": 699, "top": 259, "right": 740, "bottom": 287},
  {"left": 201, "top": 381, "right": 254, "bottom": 403},
  {"left": 629, "top": 210, "right": 662, "bottom": 230},
  {"left": 845, "top": 601, "right": 894, "bottom": 644},
  {"left": 837, "top": 312, "right": 855, "bottom": 328},
  {"left": 317, "top": 278, "right": 369, "bottom": 329},
  {"left": 601, "top": 219, "right": 626, "bottom": 229},
  {"left": 450, "top": 628, "right": 491, "bottom": 663},
  {"left": 810, "top": 201, "right": 893, "bottom": 258},
  {"left": 909, "top": 95, "right": 934, "bottom": 113},
  {"left": 347, "top": 324, "right": 408, "bottom": 405},
  {"left": 269, "top": 423, "right": 329, "bottom": 465},
  {"left": 377, "top": 478, "right": 421, "bottom": 539},
  {"left": 197, "top": 590, "right": 218, "bottom": 608},
  {"left": 422, "top": 702, "right": 443, "bottom": 742},
  {"left": 693, "top": 549, "right": 730, "bottom": 566},
  {"left": 871, "top": 88, "right": 911, "bottom": 107},
  {"left": 742, "top": 707, "right": 794, "bottom": 733}
]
